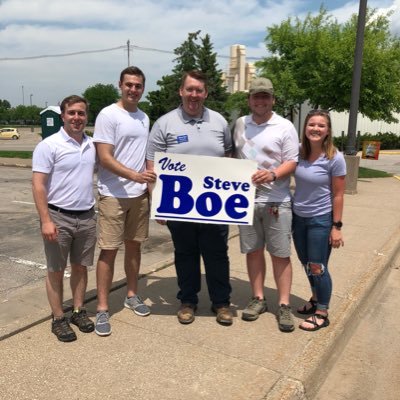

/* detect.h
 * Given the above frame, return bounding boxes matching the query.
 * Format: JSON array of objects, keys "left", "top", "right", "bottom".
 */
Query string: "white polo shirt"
[
  {"left": 32, "top": 128, "right": 96, "bottom": 210},
  {"left": 233, "top": 112, "right": 299, "bottom": 203}
]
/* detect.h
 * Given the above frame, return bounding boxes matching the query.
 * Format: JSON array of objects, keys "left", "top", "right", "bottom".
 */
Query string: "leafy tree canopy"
[
  {"left": 256, "top": 6, "right": 400, "bottom": 123},
  {"left": 224, "top": 92, "right": 250, "bottom": 124},
  {"left": 146, "top": 31, "right": 228, "bottom": 123},
  {"left": 82, "top": 83, "right": 119, "bottom": 123},
  {"left": 0, "top": 99, "right": 11, "bottom": 110}
]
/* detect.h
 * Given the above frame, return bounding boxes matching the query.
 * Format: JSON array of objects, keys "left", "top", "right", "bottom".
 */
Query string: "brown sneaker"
[
  {"left": 211, "top": 305, "right": 233, "bottom": 326},
  {"left": 177, "top": 303, "right": 197, "bottom": 324}
]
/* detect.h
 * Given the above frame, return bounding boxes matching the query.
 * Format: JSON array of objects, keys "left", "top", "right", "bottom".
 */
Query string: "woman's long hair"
[{"left": 300, "top": 109, "right": 337, "bottom": 160}]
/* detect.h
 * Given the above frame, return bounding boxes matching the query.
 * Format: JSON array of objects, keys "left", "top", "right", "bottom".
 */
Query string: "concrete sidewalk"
[{"left": 1, "top": 177, "right": 400, "bottom": 400}]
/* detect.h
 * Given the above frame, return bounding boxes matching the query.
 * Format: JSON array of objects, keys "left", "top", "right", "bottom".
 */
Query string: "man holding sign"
[
  {"left": 233, "top": 77, "right": 299, "bottom": 332},
  {"left": 147, "top": 70, "right": 233, "bottom": 325}
]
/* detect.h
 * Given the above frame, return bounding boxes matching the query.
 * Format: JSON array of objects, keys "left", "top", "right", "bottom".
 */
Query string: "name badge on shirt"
[{"left": 177, "top": 135, "right": 189, "bottom": 144}]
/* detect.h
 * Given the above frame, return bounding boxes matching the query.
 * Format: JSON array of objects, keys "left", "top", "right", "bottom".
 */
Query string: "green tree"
[
  {"left": 256, "top": 7, "right": 400, "bottom": 122},
  {"left": 0, "top": 99, "right": 11, "bottom": 122},
  {"left": 224, "top": 92, "right": 250, "bottom": 124},
  {"left": 146, "top": 31, "right": 228, "bottom": 123},
  {"left": 0, "top": 99, "right": 11, "bottom": 110},
  {"left": 8, "top": 105, "right": 41, "bottom": 124},
  {"left": 82, "top": 83, "right": 119, "bottom": 123},
  {"left": 198, "top": 34, "right": 228, "bottom": 115}
]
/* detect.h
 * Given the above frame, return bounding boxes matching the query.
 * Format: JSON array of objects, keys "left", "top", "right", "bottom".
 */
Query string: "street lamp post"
[
  {"left": 344, "top": 0, "right": 367, "bottom": 195},
  {"left": 30, "top": 94, "right": 33, "bottom": 106},
  {"left": 22, "top": 85, "right": 25, "bottom": 105}
]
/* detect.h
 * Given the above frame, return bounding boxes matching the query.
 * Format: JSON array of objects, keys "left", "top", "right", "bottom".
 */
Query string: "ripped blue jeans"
[{"left": 292, "top": 212, "right": 332, "bottom": 310}]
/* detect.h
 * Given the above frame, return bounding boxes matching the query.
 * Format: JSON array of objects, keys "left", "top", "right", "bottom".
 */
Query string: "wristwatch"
[
  {"left": 270, "top": 171, "right": 277, "bottom": 182},
  {"left": 332, "top": 221, "right": 343, "bottom": 230}
]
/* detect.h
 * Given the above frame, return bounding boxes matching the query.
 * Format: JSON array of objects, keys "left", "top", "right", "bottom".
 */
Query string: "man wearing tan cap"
[{"left": 233, "top": 77, "right": 299, "bottom": 332}]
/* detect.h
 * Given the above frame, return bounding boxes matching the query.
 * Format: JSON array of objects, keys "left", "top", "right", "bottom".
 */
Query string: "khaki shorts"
[
  {"left": 43, "top": 208, "right": 97, "bottom": 272},
  {"left": 239, "top": 201, "right": 292, "bottom": 258},
  {"left": 97, "top": 193, "right": 149, "bottom": 249}
]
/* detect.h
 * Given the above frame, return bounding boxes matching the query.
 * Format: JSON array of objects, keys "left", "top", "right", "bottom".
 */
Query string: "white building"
[
  {"left": 293, "top": 104, "right": 400, "bottom": 137},
  {"left": 222, "top": 45, "right": 256, "bottom": 93}
]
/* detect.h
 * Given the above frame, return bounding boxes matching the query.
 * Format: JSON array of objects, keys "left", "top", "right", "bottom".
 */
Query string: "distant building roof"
[{"left": 40, "top": 106, "right": 61, "bottom": 115}]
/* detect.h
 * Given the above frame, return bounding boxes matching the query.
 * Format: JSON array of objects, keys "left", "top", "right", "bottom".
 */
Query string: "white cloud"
[{"left": 0, "top": 0, "right": 398, "bottom": 107}]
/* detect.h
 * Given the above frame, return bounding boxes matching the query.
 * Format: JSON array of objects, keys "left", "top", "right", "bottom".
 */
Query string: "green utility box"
[{"left": 40, "top": 106, "right": 63, "bottom": 139}]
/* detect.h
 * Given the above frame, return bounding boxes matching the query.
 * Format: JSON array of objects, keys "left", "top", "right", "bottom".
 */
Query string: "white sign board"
[{"left": 151, "top": 152, "right": 257, "bottom": 225}]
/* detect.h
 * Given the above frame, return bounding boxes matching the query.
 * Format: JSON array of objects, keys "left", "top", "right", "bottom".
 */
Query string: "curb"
[
  {"left": 0, "top": 230, "right": 239, "bottom": 342},
  {"left": 0, "top": 162, "right": 31, "bottom": 168},
  {"left": 265, "top": 225, "right": 400, "bottom": 400},
  {"left": 0, "top": 256, "right": 175, "bottom": 342}
]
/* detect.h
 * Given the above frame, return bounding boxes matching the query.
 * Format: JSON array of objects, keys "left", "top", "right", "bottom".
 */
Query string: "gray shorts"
[
  {"left": 239, "top": 202, "right": 292, "bottom": 257},
  {"left": 43, "top": 208, "right": 97, "bottom": 272}
]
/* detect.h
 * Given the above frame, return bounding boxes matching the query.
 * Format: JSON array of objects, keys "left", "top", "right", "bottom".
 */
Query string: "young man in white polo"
[
  {"left": 233, "top": 78, "right": 299, "bottom": 332},
  {"left": 32, "top": 95, "right": 97, "bottom": 342}
]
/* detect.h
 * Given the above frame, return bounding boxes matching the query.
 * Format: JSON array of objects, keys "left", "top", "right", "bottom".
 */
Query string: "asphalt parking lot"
[
  {"left": 0, "top": 167, "right": 47, "bottom": 302},
  {"left": 0, "top": 127, "right": 42, "bottom": 151}
]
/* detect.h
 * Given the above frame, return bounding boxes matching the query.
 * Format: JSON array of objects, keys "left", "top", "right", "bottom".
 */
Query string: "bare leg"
[
  {"left": 70, "top": 263, "right": 88, "bottom": 309},
  {"left": 246, "top": 248, "right": 266, "bottom": 299},
  {"left": 96, "top": 249, "right": 118, "bottom": 311},
  {"left": 46, "top": 270, "right": 65, "bottom": 318},
  {"left": 124, "top": 240, "right": 141, "bottom": 298},
  {"left": 270, "top": 255, "right": 292, "bottom": 305}
]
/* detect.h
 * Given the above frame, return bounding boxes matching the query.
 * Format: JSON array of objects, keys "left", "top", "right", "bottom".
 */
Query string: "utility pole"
[
  {"left": 127, "top": 39, "right": 130, "bottom": 66},
  {"left": 346, "top": 0, "right": 367, "bottom": 155},
  {"left": 344, "top": 0, "right": 367, "bottom": 194},
  {"left": 30, "top": 94, "right": 33, "bottom": 106},
  {"left": 22, "top": 85, "right": 25, "bottom": 105}
]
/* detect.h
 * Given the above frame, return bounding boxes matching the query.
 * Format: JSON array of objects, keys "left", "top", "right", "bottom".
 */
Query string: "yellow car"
[{"left": 0, "top": 128, "right": 20, "bottom": 140}]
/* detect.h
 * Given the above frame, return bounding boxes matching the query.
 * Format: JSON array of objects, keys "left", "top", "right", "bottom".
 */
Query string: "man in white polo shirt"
[
  {"left": 32, "top": 95, "right": 97, "bottom": 342},
  {"left": 233, "top": 77, "right": 299, "bottom": 332}
]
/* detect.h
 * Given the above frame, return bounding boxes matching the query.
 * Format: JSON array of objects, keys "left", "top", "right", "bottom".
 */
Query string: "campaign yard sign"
[{"left": 151, "top": 152, "right": 257, "bottom": 225}]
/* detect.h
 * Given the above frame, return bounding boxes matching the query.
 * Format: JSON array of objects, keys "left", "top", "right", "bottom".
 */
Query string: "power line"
[
  {"left": 0, "top": 43, "right": 262, "bottom": 62},
  {"left": 0, "top": 46, "right": 126, "bottom": 61}
]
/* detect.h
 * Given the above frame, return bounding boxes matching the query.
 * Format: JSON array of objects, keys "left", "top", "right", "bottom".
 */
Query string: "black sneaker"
[
  {"left": 70, "top": 308, "right": 95, "bottom": 333},
  {"left": 51, "top": 317, "right": 77, "bottom": 342}
]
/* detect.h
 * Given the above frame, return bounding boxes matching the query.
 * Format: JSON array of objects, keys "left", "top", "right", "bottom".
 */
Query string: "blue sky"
[{"left": 0, "top": 0, "right": 398, "bottom": 107}]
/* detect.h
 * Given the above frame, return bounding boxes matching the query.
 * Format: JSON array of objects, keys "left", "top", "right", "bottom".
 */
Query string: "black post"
[
  {"left": 341, "top": 131, "right": 345, "bottom": 152},
  {"left": 345, "top": 0, "right": 367, "bottom": 155},
  {"left": 356, "top": 130, "right": 361, "bottom": 152}
]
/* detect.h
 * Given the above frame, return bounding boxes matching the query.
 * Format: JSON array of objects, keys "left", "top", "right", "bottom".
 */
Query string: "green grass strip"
[
  {"left": 0, "top": 151, "right": 394, "bottom": 178},
  {"left": 0, "top": 150, "right": 33, "bottom": 159},
  {"left": 358, "top": 167, "right": 392, "bottom": 178}
]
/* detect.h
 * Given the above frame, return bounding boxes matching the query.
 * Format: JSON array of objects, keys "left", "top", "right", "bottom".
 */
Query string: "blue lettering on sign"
[
  {"left": 203, "top": 176, "right": 250, "bottom": 192},
  {"left": 157, "top": 175, "right": 193, "bottom": 214},
  {"left": 177, "top": 135, "right": 189, "bottom": 144},
  {"left": 158, "top": 156, "right": 186, "bottom": 171},
  {"left": 156, "top": 174, "right": 249, "bottom": 222}
]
